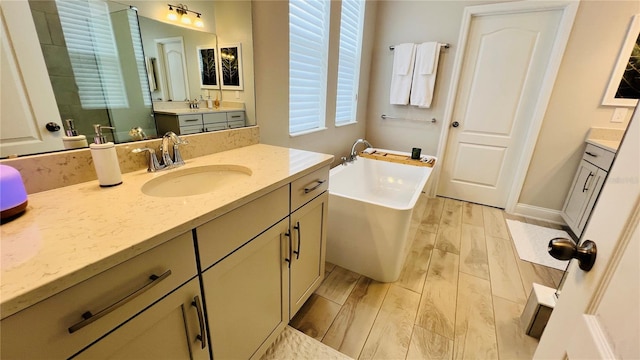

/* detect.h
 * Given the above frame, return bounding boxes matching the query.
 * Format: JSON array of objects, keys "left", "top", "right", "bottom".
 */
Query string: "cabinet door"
[
  {"left": 203, "top": 218, "right": 289, "bottom": 360},
  {"left": 73, "top": 278, "right": 208, "bottom": 360},
  {"left": 290, "top": 192, "right": 328, "bottom": 317},
  {"left": 576, "top": 168, "right": 607, "bottom": 233},
  {"left": 561, "top": 160, "right": 599, "bottom": 236}
]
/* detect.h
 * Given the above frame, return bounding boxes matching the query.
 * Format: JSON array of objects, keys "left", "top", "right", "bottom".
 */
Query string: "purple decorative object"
[{"left": 0, "top": 165, "right": 28, "bottom": 220}]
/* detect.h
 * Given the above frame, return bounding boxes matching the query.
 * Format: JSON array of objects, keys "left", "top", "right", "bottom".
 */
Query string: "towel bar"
[
  {"left": 389, "top": 43, "right": 449, "bottom": 51},
  {"left": 381, "top": 114, "right": 436, "bottom": 123}
]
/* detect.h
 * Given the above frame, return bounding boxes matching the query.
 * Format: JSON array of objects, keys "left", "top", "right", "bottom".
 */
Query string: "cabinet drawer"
[
  {"left": 226, "top": 111, "right": 245, "bottom": 122},
  {"left": 179, "top": 124, "right": 204, "bottom": 135},
  {"left": 178, "top": 114, "right": 203, "bottom": 127},
  {"left": 203, "top": 112, "right": 227, "bottom": 124},
  {"left": 196, "top": 185, "right": 289, "bottom": 270},
  {"left": 291, "top": 166, "right": 329, "bottom": 211},
  {"left": 204, "top": 122, "right": 227, "bottom": 132},
  {"left": 228, "top": 120, "right": 246, "bottom": 129},
  {"left": 0, "top": 232, "right": 197, "bottom": 359},
  {"left": 583, "top": 143, "right": 615, "bottom": 171}
]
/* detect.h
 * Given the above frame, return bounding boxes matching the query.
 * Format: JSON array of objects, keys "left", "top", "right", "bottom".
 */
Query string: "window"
[
  {"left": 335, "top": 0, "right": 365, "bottom": 126},
  {"left": 289, "top": 0, "right": 331, "bottom": 135},
  {"left": 127, "top": 10, "right": 152, "bottom": 107},
  {"left": 57, "top": 0, "right": 128, "bottom": 109}
]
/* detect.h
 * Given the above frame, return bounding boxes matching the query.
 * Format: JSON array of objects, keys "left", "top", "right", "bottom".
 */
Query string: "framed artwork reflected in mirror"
[
  {"left": 602, "top": 14, "right": 640, "bottom": 107},
  {"left": 198, "top": 46, "right": 219, "bottom": 89}
]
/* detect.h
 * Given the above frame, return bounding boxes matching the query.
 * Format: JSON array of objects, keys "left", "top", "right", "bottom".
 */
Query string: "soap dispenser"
[
  {"left": 90, "top": 124, "right": 122, "bottom": 187},
  {"left": 62, "top": 119, "right": 88, "bottom": 149}
]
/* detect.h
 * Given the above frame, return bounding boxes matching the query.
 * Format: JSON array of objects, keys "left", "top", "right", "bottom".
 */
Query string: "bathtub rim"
[{"left": 329, "top": 155, "right": 434, "bottom": 211}]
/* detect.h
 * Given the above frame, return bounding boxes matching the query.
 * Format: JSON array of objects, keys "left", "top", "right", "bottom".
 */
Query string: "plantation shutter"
[
  {"left": 335, "top": 0, "right": 365, "bottom": 126},
  {"left": 127, "top": 10, "right": 152, "bottom": 107},
  {"left": 56, "top": 0, "right": 128, "bottom": 109},
  {"left": 289, "top": 0, "right": 330, "bottom": 134}
]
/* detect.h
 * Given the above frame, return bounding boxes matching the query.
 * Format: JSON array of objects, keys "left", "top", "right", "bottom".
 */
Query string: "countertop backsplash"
[{"left": 0, "top": 126, "right": 259, "bottom": 194}]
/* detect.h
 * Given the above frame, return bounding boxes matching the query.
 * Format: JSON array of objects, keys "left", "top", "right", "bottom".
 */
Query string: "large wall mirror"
[{"left": 1, "top": 0, "right": 254, "bottom": 157}]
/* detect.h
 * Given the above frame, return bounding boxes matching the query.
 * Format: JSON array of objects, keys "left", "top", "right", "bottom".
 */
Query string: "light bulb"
[
  {"left": 181, "top": 14, "right": 191, "bottom": 25},
  {"left": 194, "top": 18, "right": 204, "bottom": 28},
  {"left": 167, "top": 12, "right": 177, "bottom": 21}
]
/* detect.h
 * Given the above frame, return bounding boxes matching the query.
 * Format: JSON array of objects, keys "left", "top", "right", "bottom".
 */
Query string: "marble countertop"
[
  {"left": 0, "top": 144, "right": 333, "bottom": 319},
  {"left": 585, "top": 127, "right": 625, "bottom": 152},
  {"left": 585, "top": 138, "right": 620, "bottom": 152},
  {"left": 154, "top": 107, "right": 243, "bottom": 115}
]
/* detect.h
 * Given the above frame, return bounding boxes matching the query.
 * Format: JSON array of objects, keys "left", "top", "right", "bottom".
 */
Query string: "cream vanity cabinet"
[
  {"left": 196, "top": 166, "right": 329, "bottom": 359},
  {"left": 155, "top": 111, "right": 246, "bottom": 136},
  {"left": 0, "top": 232, "right": 207, "bottom": 359},
  {"left": 561, "top": 143, "right": 615, "bottom": 238}
]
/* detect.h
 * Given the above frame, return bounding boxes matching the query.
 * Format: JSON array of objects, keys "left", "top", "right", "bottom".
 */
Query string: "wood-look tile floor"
[{"left": 290, "top": 197, "right": 565, "bottom": 360}]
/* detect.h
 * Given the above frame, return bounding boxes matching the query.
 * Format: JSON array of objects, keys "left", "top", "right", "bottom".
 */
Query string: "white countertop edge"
[
  {"left": 585, "top": 138, "right": 619, "bottom": 152},
  {"left": 0, "top": 144, "right": 333, "bottom": 318}
]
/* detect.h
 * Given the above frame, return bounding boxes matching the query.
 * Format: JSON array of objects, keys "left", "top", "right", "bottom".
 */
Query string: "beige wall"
[
  {"left": 519, "top": 0, "right": 638, "bottom": 210},
  {"left": 365, "top": 0, "right": 504, "bottom": 156},
  {"left": 253, "top": 1, "right": 377, "bottom": 163},
  {"left": 365, "top": 0, "right": 637, "bottom": 212}
]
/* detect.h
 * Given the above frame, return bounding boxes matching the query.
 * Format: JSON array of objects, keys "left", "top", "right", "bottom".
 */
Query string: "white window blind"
[
  {"left": 335, "top": 0, "right": 365, "bottom": 126},
  {"left": 289, "top": 0, "right": 330, "bottom": 135},
  {"left": 56, "top": 0, "right": 128, "bottom": 109},
  {"left": 127, "top": 10, "right": 152, "bottom": 107}
]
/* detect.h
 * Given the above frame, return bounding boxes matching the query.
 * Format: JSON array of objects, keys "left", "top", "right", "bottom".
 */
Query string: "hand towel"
[
  {"left": 410, "top": 42, "right": 441, "bottom": 108},
  {"left": 390, "top": 43, "right": 416, "bottom": 105}
]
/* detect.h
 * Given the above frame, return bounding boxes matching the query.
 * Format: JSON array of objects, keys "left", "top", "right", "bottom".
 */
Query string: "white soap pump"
[{"left": 90, "top": 124, "right": 122, "bottom": 187}]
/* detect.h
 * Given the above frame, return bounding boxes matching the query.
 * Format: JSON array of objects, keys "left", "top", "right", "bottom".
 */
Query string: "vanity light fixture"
[{"left": 166, "top": 4, "right": 203, "bottom": 28}]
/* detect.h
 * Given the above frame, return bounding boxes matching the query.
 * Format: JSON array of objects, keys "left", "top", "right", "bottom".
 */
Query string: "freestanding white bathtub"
[{"left": 327, "top": 152, "right": 435, "bottom": 282}]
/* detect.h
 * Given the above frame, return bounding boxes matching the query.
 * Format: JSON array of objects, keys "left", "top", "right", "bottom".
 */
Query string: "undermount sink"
[{"left": 141, "top": 165, "right": 252, "bottom": 197}]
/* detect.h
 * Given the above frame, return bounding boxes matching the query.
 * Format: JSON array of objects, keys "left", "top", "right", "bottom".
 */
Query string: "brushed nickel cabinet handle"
[
  {"left": 293, "top": 222, "right": 301, "bottom": 260},
  {"left": 582, "top": 172, "right": 594, "bottom": 192},
  {"left": 304, "top": 179, "right": 326, "bottom": 194},
  {"left": 191, "top": 295, "right": 207, "bottom": 349},
  {"left": 284, "top": 231, "right": 292, "bottom": 268},
  {"left": 68, "top": 270, "right": 172, "bottom": 333}
]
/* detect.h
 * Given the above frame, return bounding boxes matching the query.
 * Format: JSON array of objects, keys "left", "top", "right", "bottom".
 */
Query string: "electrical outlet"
[
  {"left": 611, "top": 108, "right": 628, "bottom": 123},
  {"left": 235, "top": 91, "right": 240, "bottom": 99}
]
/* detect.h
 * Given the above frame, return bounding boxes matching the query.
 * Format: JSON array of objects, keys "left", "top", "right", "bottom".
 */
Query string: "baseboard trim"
[{"left": 512, "top": 203, "right": 566, "bottom": 225}]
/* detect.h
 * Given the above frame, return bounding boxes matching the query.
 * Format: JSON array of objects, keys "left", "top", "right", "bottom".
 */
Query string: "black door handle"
[{"left": 451, "top": 121, "right": 460, "bottom": 128}]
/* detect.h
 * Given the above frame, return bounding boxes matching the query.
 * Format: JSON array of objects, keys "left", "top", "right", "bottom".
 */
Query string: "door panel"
[
  {"left": 290, "top": 193, "right": 327, "bottom": 317},
  {"left": 203, "top": 218, "right": 288, "bottom": 360},
  {"left": 452, "top": 143, "right": 506, "bottom": 187},
  {"left": 439, "top": 8, "right": 563, "bottom": 208}
]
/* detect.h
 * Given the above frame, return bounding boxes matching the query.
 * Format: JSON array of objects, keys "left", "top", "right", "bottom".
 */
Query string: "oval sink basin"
[{"left": 141, "top": 165, "right": 252, "bottom": 197}]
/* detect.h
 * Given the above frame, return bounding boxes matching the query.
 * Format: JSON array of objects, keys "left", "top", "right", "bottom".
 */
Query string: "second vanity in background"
[{"left": 155, "top": 107, "right": 246, "bottom": 135}]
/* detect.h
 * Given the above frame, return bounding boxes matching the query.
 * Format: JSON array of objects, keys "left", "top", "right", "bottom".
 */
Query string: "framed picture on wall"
[
  {"left": 219, "top": 43, "right": 243, "bottom": 90},
  {"left": 602, "top": 14, "right": 640, "bottom": 107},
  {"left": 197, "top": 46, "right": 218, "bottom": 89}
]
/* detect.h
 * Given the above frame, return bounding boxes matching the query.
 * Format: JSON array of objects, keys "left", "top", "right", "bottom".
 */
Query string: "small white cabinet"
[{"left": 561, "top": 143, "right": 614, "bottom": 238}]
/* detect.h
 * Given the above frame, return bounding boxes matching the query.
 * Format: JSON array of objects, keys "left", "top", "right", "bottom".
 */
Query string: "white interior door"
[
  {"left": 535, "top": 106, "right": 640, "bottom": 359},
  {"left": 438, "top": 4, "right": 568, "bottom": 208},
  {"left": 158, "top": 38, "right": 189, "bottom": 102},
  {"left": 0, "top": 1, "right": 64, "bottom": 157}
]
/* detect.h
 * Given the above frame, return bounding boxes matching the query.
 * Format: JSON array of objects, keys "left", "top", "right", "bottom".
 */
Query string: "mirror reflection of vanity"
[{"left": 0, "top": 0, "right": 255, "bottom": 158}]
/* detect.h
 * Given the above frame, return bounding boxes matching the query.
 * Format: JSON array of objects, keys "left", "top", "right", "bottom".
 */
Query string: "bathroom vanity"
[
  {"left": 561, "top": 137, "right": 618, "bottom": 238},
  {"left": 155, "top": 109, "right": 246, "bottom": 135},
  {"left": 0, "top": 144, "right": 332, "bottom": 359}
]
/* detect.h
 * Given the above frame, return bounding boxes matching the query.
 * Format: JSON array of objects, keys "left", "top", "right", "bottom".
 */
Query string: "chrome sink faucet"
[
  {"left": 160, "top": 132, "right": 189, "bottom": 167},
  {"left": 349, "top": 139, "right": 372, "bottom": 161},
  {"left": 132, "top": 132, "right": 188, "bottom": 172}
]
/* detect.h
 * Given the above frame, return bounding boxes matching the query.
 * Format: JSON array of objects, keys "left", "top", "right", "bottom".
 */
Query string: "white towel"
[
  {"left": 390, "top": 43, "right": 416, "bottom": 105},
  {"left": 410, "top": 42, "right": 441, "bottom": 108}
]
